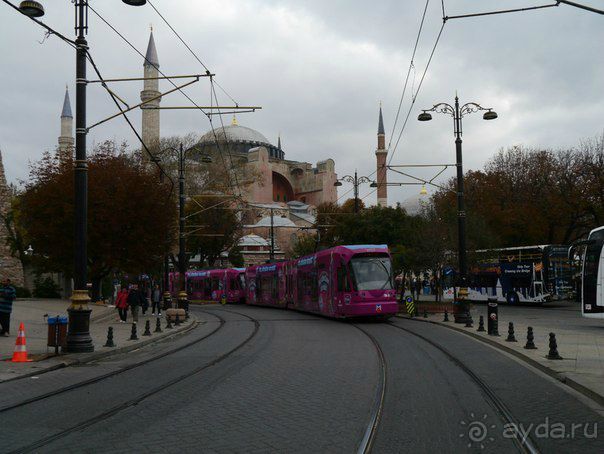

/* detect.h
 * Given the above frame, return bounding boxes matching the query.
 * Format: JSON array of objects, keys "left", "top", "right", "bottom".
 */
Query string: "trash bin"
[{"left": 48, "top": 316, "right": 68, "bottom": 353}]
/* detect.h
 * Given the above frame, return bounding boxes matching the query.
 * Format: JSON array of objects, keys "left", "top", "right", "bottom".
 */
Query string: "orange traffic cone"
[{"left": 11, "top": 322, "right": 32, "bottom": 362}]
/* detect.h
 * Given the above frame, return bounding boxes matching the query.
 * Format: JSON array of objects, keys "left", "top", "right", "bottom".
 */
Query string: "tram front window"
[{"left": 350, "top": 256, "right": 393, "bottom": 290}]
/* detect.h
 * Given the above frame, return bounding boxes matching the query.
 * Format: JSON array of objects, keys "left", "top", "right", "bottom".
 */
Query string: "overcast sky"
[{"left": 1, "top": 0, "right": 603, "bottom": 206}]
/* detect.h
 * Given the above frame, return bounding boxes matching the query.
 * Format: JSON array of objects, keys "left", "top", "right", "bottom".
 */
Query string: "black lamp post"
[
  {"left": 334, "top": 170, "right": 372, "bottom": 213},
  {"left": 418, "top": 95, "right": 497, "bottom": 324},
  {"left": 160, "top": 144, "right": 211, "bottom": 314},
  {"left": 19, "top": 0, "right": 147, "bottom": 352}
]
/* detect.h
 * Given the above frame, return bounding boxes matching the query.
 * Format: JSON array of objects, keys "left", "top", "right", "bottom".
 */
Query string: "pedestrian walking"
[
  {"left": 0, "top": 278, "right": 17, "bottom": 337},
  {"left": 115, "top": 286, "right": 129, "bottom": 322},
  {"left": 140, "top": 285, "right": 150, "bottom": 315},
  {"left": 127, "top": 285, "right": 143, "bottom": 324},
  {"left": 151, "top": 284, "right": 162, "bottom": 316}
]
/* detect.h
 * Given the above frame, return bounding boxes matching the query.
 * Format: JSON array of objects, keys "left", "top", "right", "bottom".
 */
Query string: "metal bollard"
[
  {"left": 143, "top": 320, "right": 152, "bottom": 336},
  {"left": 524, "top": 327, "right": 537, "bottom": 350},
  {"left": 154, "top": 318, "right": 162, "bottom": 333},
  {"left": 487, "top": 298, "right": 499, "bottom": 336},
  {"left": 477, "top": 315, "right": 485, "bottom": 332},
  {"left": 423, "top": 308, "right": 428, "bottom": 318},
  {"left": 175, "top": 313, "right": 181, "bottom": 326},
  {"left": 166, "top": 315, "right": 173, "bottom": 329},
  {"left": 443, "top": 309, "right": 449, "bottom": 322},
  {"left": 130, "top": 323, "right": 138, "bottom": 341},
  {"left": 506, "top": 322, "right": 517, "bottom": 342},
  {"left": 547, "top": 332, "right": 563, "bottom": 360},
  {"left": 104, "top": 326, "right": 115, "bottom": 347}
]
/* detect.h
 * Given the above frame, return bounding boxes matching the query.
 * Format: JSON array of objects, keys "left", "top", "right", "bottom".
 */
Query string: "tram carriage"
[
  {"left": 170, "top": 268, "right": 246, "bottom": 304},
  {"left": 246, "top": 245, "right": 398, "bottom": 319}
]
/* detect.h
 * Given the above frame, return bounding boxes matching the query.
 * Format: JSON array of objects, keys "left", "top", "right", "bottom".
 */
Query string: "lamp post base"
[
  {"left": 178, "top": 290, "right": 189, "bottom": 318},
  {"left": 65, "top": 289, "right": 94, "bottom": 353},
  {"left": 453, "top": 287, "right": 473, "bottom": 325},
  {"left": 163, "top": 291, "right": 172, "bottom": 311}
]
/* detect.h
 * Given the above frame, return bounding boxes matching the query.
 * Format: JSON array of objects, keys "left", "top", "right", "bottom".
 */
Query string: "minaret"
[
  {"left": 376, "top": 104, "right": 388, "bottom": 207},
  {"left": 58, "top": 86, "right": 74, "bottom": 157},
  {"left": 140, "top": 29, "right": 161, "bottom": 163}
]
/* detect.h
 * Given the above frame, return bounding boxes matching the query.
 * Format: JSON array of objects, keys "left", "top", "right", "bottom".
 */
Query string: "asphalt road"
[{"left": 0, "top": 304, "right": 602, "bottom": 453}]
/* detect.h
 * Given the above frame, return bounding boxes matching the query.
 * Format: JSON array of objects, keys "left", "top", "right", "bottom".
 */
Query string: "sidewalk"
[
  {"left": 399, "top": 304, "right": 604, "bottom": 407},
  {"left": 0, "top": 299, "right": 196, "bottom": 382}
]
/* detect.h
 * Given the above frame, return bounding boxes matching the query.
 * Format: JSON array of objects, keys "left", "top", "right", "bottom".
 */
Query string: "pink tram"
[
  {"left": 170, "top": 268, "right": 246, "bottom": 304},
  {"left": 245, "top": 245, "right": 398, "bottom": 318}
]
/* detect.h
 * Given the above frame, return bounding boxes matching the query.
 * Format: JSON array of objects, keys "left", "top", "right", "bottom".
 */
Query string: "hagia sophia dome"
[{"left": 197, "top": 117, "right": 284, "bottom": 160}]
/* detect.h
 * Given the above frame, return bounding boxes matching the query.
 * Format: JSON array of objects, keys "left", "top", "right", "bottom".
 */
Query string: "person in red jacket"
[{"left": 115, "top": 286, "right": 129, "bottom": 323}]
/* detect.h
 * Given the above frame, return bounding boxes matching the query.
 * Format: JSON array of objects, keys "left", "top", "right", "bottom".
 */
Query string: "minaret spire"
[
  {"left": 141, "top": 29, "right": 161, "bottom": 164},
  {"left": 58, "top": 86, "right": 74, "bottom": 157},
  {"left": 375, "top": 103, "right": 388, "bottom": 207},
  {"left": 277, "top": 133, "right": 282, "bottom": 150}
]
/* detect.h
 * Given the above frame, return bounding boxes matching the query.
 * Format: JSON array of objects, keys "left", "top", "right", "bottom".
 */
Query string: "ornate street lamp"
[
  {"left": 418, "top": 95, "right": 497, "bottom": 325},
  {"left": 334, "top": 170, "right": 372, "bottom": 213}
]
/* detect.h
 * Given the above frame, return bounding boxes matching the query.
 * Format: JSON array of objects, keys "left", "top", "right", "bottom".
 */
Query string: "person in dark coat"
[
  {"left": 127, "top": 285, "right": 143, "bottom": 324},
  {"left": 0, "top": 279, "right": 17, "bottom": 337}
]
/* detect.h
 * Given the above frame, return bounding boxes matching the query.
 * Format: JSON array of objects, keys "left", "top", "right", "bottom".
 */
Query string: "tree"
[
  {"left": 430, "top": 134, "right": 604, "bottom": 260},
  {"left": 17, "top": 141, "right": 177, "bottom": 299}
]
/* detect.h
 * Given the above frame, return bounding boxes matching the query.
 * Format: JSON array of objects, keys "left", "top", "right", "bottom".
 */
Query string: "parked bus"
[
  {"left": 443, "top": 244, "right": 575, "bottom": 304},
  {"left": 582, "top": 226, "right": 604, "bottom": 319}
]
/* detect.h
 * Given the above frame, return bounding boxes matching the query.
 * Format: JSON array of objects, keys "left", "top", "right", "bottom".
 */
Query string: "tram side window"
[
  {"left": 273, "top": 275, "right": 278, "bottom": 298},
  {"left": 230, "top": 278, "right": 238, "bottom": 291},
  {"left": 256, "top": 277, "right": 261, "bottom": 298},
  {"left": 337, "top": 265, "right": 350, "bottom": 292},
  {"left": 310, "top": 270, "right": 318, "bottom": 302},
  {"left": 297, "top": 272, "right": 306, "bottom": 300},
  {"left": 203, "top": 278, "right": 211, "bottom": 297},
  {"left": 211, "top": 278, "right": 220, "bottom": 291}
]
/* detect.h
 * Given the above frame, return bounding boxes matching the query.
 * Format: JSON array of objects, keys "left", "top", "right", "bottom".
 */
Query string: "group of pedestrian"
[
  {"left": 0, "top": 278, "right": 16, "bottom": 337},
  {"left": 114, "top": 284, "right": 162, "bottom": 324}
]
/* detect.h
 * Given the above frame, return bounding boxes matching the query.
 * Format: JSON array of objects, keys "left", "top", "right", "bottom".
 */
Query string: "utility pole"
[{"left": 269, "top": 208, "right": 275, "bottom": 261}]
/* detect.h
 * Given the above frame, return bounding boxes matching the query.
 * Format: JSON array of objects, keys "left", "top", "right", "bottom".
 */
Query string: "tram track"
[
  {"left": 8, "top": 308, "right": 261, "bottom": 454},
  {"left": 0, "top": 309, "right": 227, "bottom": 413},
  {"left": 352, "top": 324, "right": 387, "bottom": 454},
  {"left": 386, "top": 320, "right": 540, "bottom": 454}
]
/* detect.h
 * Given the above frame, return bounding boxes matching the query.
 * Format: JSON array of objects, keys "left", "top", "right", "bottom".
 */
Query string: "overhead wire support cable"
[
  {"left": 87, "top": 4, "right": 210, "bottom": 116},
  {"left": 85, "top": 51, "right": 175, "bottom": 194},
  {"left": 146, "top": 0, "right": 240, "bottom": 105},
  {"left": 388, "top": 21, "right": 446, "bottom": 165},
  {"left": 387, "top": 0, "right": 431, "bottom": 152},
  {"left": 444, "top": 2, "right": 560, "bottom": 21},
  {"left": 86, "top": 5, "right": 247, "bottom": 201}
]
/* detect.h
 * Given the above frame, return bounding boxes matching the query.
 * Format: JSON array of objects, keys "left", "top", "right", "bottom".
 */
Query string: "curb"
[
  {"left": 396, "top": 314, "right": 604, "bottom": 408},
  {"left": 1, "top": 317, "right": 199, "bottom": 383}
]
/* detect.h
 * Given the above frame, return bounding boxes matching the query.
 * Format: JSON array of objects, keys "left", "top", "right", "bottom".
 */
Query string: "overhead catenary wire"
[
  {"left": 85, "top": 51, "right": 175, "bottom": 198},
  {"left": 387, "top": 0, "right": 431, "bottom": 152},
  {"left": 87, "top": 5, "right": 245, "bottom": 199},
  {"left": 388, "top": 20, "right": 446, "bottom": 165},
  {"left": 146, "top": 0, "right": 239, "bottom": 105}
]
